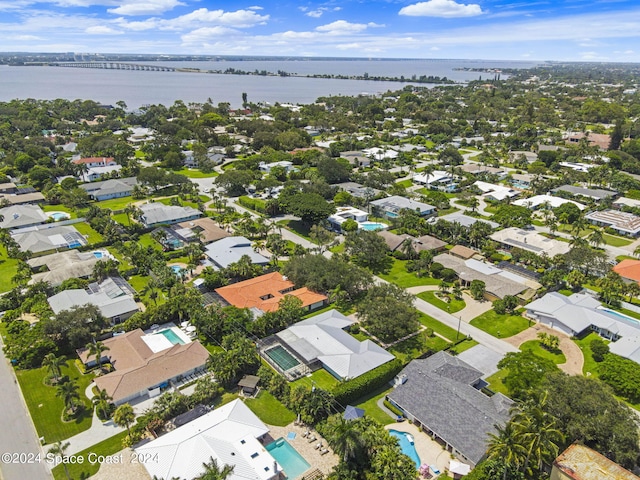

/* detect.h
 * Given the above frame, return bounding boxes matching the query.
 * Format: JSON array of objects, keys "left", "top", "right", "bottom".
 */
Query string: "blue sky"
[{"left": 0, "top": 0, "right": 639, "bottom": 61}]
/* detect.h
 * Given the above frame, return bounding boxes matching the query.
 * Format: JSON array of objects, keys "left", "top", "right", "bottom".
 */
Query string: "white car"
[{"left": 202, "top": 187, "right": 210, "bottom": 193}]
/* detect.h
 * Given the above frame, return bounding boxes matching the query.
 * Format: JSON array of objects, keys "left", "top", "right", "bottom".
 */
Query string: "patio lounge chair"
[
  {"left": 314, "top": 442, "right": 322, "bottom": 450},
  {"left": 307, "top": 435, "right": 317, "bottom": 443},
  {"left": 320, "top": 448, "right": 330, "bottom": 455}
]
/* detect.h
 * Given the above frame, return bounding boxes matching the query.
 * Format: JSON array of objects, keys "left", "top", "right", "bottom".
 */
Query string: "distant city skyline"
[{"left": 1, "top": 0, "right": 639, "bottom": 63}]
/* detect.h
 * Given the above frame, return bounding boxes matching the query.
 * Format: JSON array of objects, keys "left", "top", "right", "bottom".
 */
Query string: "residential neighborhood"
[{"left": 1, "top": 62, "right": 640, "bottom": 480}]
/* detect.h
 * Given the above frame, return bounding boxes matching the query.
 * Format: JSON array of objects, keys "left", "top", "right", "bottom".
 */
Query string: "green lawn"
[
  {"left": 72, "top": 222, "right": 104, "bottom": 244},
  {"left": 418, "top": 313, "right": 462, "bottom": 342},
  {"left": 573, "top": 332, "right": 608, "bottom": 378},
  {"left": 418, "top": 291, "right": 465, "bottom": 314},
  {"left": 395, "top": 179, "right": 413, "bottom": 188},
  {"left": 378, "top": 258, "right": 441, "bottom": 288},
  {"left": 111, "top": 212, "right": 130, "bottom": 226},
  {"left": 41, "top": 204, "right": 78, "bottom": 219},
  {"left": 128, "top": 274, "right": 166, "bottom": 306},
  {"left": 558, "top": 289, "right": 574, "bottom": 296},
  {"left": 447, "top": 338, "right": 479, "bottom": 354},
  {"left": 95, "top": 197, "right": 137, "bottom": 211},
  {"left": 602, "top": 233, "right": 633, "bottom": 247},
  {"left": 485, "top": 369, "right": 510, "bottom": 396},
  {"left": 16, "top": 362, "right": 95, "bottom": 444},
  {"left": 616, "top": 255, "right": 637, "bottom": 262},
  {"left": 277, "top": 219, "right": 314, "bottom": 242},
  {"left": 0, "top": 245, "right": 19, "bottom": 293},
  {"left": 158, "top": 197, "right": 202, "bottom": 210},
  {"left": 51, "top": 431, "right": 128, "bottom": 480},
  {"left": 175, "top": 168, "right": 218, "bottom": 178},
  {"left": 520, "top": 340, "right": 566, "bottom": 364},
  {"left": 244, "top": 390, "right": 296, "bottom": 426},
  {"left": 136, "top": 233, "right": 163, "bottom": 251},
  {"left": 352, "top": 385, "right": 395, "bottom": 426},
  {"left": 389, "top": 331, "right": 449, "bottom": 363},
  {"left": 293, "top": 369, "right": 340, "bottom": 391},
  {"left": 470, "top": 310, "right": 531, "bottom": 339}
]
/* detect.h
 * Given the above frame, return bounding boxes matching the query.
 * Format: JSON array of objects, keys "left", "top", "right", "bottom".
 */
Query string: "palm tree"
[
  {"left": 56, "top": 379, "right": 81, "bottom": 415},
  {"left": 48, "top": 441, "right": 71, "bottom": 480},
  {"left": 487, "top": 423, "right": 527, "bottom": 480},
  {"left": 589, "top": 229, "right": 604, "bottom": 248},
  {"left": 86, "top": 341, "right": 110, "bottom": 367},
  {"left": 113, "top": 403, "right": 135, "bottom": 436},
  {"left": 399, "top": 238, "right": 418, "bottom": 260},
  {"left": 324, "top": 416, "right": 364, "bottom": 464},
  {"left": 195, "top": 457, "right": 235, "bottom": 480},
  {"left": 42, "top": 353, "right": 66, "bottom": 384},
  {"left": 92, "top": 388, "right": 113, "bottom": 420}
]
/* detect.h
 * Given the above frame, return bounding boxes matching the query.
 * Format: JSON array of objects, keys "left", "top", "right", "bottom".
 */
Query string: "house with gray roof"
[
  {"left": 438, "top": 212, "right": 499, "bottom": 229},
  {"left": 204, "top": 236, "right": 269, "bottom": 269},
  {"left": 27, "top": 250, "right": 101, "bottom": 286},
  {"left": 47, "top": 276, "right": 139, "bottom": 324},
  {"left": 552, "top": 185, "right": 618, "bottom": 201},
  {"left": 261, "top": 309, "right": 394, "bottom": 381},
  {"left": 0, "top": 204, "right": 48, "bottom": 230},
  {"left": 80, "top": 177, "right": 138, "bottom": 201},
  {"left": 525, "top": 293, "right": 640, "bottom": 365},
  {"left": 138, "top": 202, "right": 202, "bottom": 227},
  {"left": 388, "top": 352, "right": 513, "bottom": 467},
  {"left": 370, "top": 195, "right": 436, "bottom": 218},
  {"left": 11, "top": 224, "right": 88, "bottom": 254}
]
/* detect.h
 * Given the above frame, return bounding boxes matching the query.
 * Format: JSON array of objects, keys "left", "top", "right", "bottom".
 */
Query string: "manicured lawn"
[
  {"left": 395, "top": 179, "right": 413, "bottom": 188},
  {"left": 175, "top": 168, "right": 218, "bottom": 178},
  {"left": 378, "top": 258, "right": 441, "bottom": 288},
  {"left": 485, "top": 369, "right": 510, "bottom": 396},
  {"left": 520, "top": 340, "right": 566, "bottom": 364},
  {"left": 16, "top": 362, "right": 95, "bottom": 444},
  {"left": 158, "top": 197, "right": 201, "bottom": 210},
  {"left": 447, "top": 338, "right": 479, "bottom": 354},
  {"left": 293, "top": 369, "right": 340, "bottom": 392},
  {"left": 418, "top": 313, "right": 461, "bottom": 342},
  {"left": 418, "top": 291, "right": 465, "bottom": 314},
  {"left": 0, "top": 245, "right": 19, "bottom": 293},
  {"left": 353, "top": 385, "right": 395, "bottom": 426},
  {"left": 470, "top": 310, "right": 531, "bottom": 339},
  {"left": 41, "top": 204, "right": 78, "bottom": 219},
  {"left": 277, "top": 219, "right": 314, "bottom": 242},
  {"left": 95, "top": 197, "right": 137, "bottom": 211},
  {"left": 558, "top": 289, "right": 573, "bottom": 296},
  {"left": 436, "top": 207, "right": 459, "bottom": 216},
  {"left": 128, "top": 274, "right": 166, "bottom": 306},
  {"left": 616, "top": 255, "right": 637, "bottom": 262},
  {"left": 601, "top": 233, "right": 633, "bottom": 247},
  {"left": 72, "top": 222, "right": 104, "bottom": 244},
  {"left": 111, "top": 212, "right": 130, "bottom": 226},
  {"left": 573, "top": 332, "right": 608, "bottom": 378},
  {"left": 136, "top": 233, "right": 163, "bottom": 250},
  {"left": 389, "top": 331, "right": 449, "bottom": 363},
  {"left": 244, "top": 391, "right": 296, "bottom": 426},
  {"left": 51, "top": 431, "right": 129, "bottom": 480}
]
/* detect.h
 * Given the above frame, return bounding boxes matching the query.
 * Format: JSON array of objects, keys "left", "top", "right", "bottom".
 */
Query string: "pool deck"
[
  {"left": 266, "top": 422, "right": 339, "bottom": 479},
  {"left": 385, "top": 423, "right": 451, "bottom": 477}
]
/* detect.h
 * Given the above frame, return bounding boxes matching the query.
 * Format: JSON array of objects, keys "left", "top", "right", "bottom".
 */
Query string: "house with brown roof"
[
  {"left": 565, "top": 132, "right": 611, "bottom": 151},
  {"left": 613, "top": 259, "right": 640, "bottom": 284},
  {"left": 174, "top": 217, "right": 230, "bottom": 244},
  {"left": 551, "top": 444, "right": 639, "bottom": 480},
  {"left": 215, "top": 272, "right": 327, "bottom": 314},
  {"left": 83, "top": 327, "right": 210, "bottom": 405},
  {"left": 376, "top": 231, "right": 446, "bottom": 253},
  {"left": 449, "top": 245, "right": 478, "bottom": 260}
]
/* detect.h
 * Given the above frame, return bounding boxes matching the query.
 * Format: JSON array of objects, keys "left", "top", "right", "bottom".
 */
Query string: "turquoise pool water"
[
  {"left": 93, "top": 251, "right": 103, "bottom": 259},
  {"left": 389, "top": 429, "right": 421, "bottom": 469},
  {"left": 171, "top": 265, "right": 185, "bottom": 276},
  {"left": 360, "top": 222, "right": 387, "bottom": 231},
  {"left": 266, "top": 438, "right": 310, "bottom": 479},
  {"left": 49, "top": 212, "right": 69, "bottom": 221},
  {"left": 156, "top": 328, "right": 185, "bottom": 345}
]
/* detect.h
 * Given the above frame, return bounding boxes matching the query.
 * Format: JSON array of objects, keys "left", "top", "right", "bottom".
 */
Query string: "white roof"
[
  {"left": 0, "top": 204, "right": 48, "bottom": 229},
  {"left": 512, "top": 194, "right": 585, "bottom": 210},
  {"left": 474, "top": 181, "right": 520, "bottom": 201},
  {"left": 135, "top": 399, "right": 278, "bottom": 480},
  {"left": 412, "top": 170, "right": 452, "bottom": 185},
  {"left": 276, "top": 309, "right": 394, "bottom": 380},
  {"left": 205, "top": 236, "right": 270, "bottom": 269},
  {"left": 490, "top": 227, "right": 571, "bottom": 257}
]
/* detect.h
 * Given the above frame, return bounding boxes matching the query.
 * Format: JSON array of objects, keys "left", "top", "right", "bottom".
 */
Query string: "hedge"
[
  {"left": 332, "top": 358, "right": 403, "bottom": 405},
  {"left": 238, "top": 196, "right": 266, "bottom": 213},
  {"left": 383, "top": 400, "right": 404, "bottom": 417}
]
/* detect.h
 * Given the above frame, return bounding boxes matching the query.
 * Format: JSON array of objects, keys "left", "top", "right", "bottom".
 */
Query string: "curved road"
[{"left": 0, "top": 337, "right": 51, "bottom": 480}]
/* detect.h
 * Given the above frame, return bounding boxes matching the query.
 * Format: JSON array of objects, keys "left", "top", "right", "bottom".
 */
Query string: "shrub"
[
  {"left": 332, "top": 358, "right": 403, "bottom": 405},
  {"left": 384, "top": 400, "right": 404, "bottom": 417},
  {"left": 590, "top": 338, "right": 609, "bottom": 362}
]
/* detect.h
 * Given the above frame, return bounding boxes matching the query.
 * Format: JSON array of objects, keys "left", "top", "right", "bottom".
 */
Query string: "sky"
[{"left": 0, "top": 0, "right": 639, "bottom": 62}]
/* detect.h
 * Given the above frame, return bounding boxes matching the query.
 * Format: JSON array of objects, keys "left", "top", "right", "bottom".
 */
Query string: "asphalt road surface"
[{"left": 0, "top": 337, "right": 51, "bottom": 480}]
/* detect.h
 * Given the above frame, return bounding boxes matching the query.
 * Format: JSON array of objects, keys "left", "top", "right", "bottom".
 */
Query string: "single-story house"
[
  {"left": 215, "top": 272, "right": 327, "bottom": 315},
  {"left": 0, "top": 191, "right": 46, "bottom": 205},
  {"left": 613, "top": 197, "right": 640, "bottom": 210},
  {"left": 47, "top": 276, "right": 139, "bottom": 324},
  {"left": 459, "top": 164, "right": 507, "bottom": 179},
  {"left": 11, "top": 224, "right": 88, "bottom": 254},
  {"left": 175, "top": 217, "right": 230, "bottom": 244},
  {"left": 79, "top": 177, "right": 138, "bottom": 201},
  {"left": 138, "top": 202, "right": 202, "bottom": 227},
  {"left": 551, "top": 444, "right": 640, "bottom": 480},
  {"left": 613, "top": 259, "right": 640, "bottom": 284},
  {"left": 332, "top": 182, "right": 381, "bottom": 199},
  {"left": 490, "top": 227, "right": 571, "bottom": 257},
  {"left": 82, "top": 165, "right": 122, "bottom": 182},
  {"left": 134, "top": 399, "right": 280, "bottom": 480},
  {"left": 27, "top": 250, "right": 101, "bottom": 286},
  {"left": 585, "top": 209, "right": 640, "bottom": 237},
  {"left": 376, "top": 231, "right": 446, "bottom": 253},
  {"left": 412, "top": 170, "right": 454, "bottom": 189},
  {"left": 512, "top": 194, "right": 585, "bottom": 211},
  {"left": 388, "top": 352, "right": 513, "bottom": 467},
  {"left": 565, "top": 132, "right": 611, "bottom": 151},
  {"left": 340, "top": 151, "right": 371, "bottom": 168},
  {"left": 363, "top": 147, "right": 398, "bottom": 160},
  {"left": 0, "top": 182, "right": 17, "bottom": 194},
  {"left": 509, "top": 173, "right": 536, "bottom": 189},
  {"left": 204, "top": 236, "right": 269, "bottom": 269},
  {"left": 438, "top": 212, "right": 499, "bottom": 229},
  {"left": 449, "top": 245, "right": 478, "bottom": 260},
  {"left": 508, "top": 151, "right": 538, "bottom": 164},
  {"left": 473, "top": 181, "right": 520, "bottom": 202},
  {"left": 552, "top": 185, "right": 618, "bottom": 202},
  {"left": 328, "top": 206, "right": 371, "bottom": 232},
  {"left": 525, "top": 293, "right": 640, "bottom": 362},
  {"left": 0, "top": 204, "right": 48, "bottom": 230},
  {"left": 261, "top": 309, "right": 395, "bottom": 381},
  {"left": 259, "top": 161, "right": 294, "bottom": 174},
  {"left": 82, "top": 327, "right": 209, "bottom": 405},
  {"left": 370, "top": 196, "right": 436, "bottom": 218}
]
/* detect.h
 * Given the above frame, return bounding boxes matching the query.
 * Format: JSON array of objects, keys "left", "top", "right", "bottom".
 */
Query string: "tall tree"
[
  {"left": 113, "top": 403, "right": 135, "bottom": 436},
  {"left": 195, "top": 457, "right": 235, "bottom": 480}
]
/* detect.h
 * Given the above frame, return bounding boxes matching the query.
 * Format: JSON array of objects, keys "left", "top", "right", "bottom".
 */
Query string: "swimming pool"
[
  {"left": 265, "top": 345, "right": 300, "bottom": 371},
  {"left": 155, "top": 328, "right": 186, "bottom": 345},
  {"left": 266, "top": 438, "right": 310, "bottom": 479},
  {"left": 93, "top": 251, "right": 103, "bottom": 259},
  {"left": 47, "top": 211, "right": 70, "bottom": 221},
  {"left": 170, "top": 265, "right": 186, "bottom": 276},
  {"left": 599, "top": 308, "right": 640, "bottom": 325},
  {"left": 360, "top": 222, "right": 388, "bottom": 231},
  {"left": 389, "top": 429, "right": 421, "bottom": 469}
]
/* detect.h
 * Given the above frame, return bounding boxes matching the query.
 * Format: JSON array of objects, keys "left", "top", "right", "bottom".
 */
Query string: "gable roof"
[
  {"left": 215, "top": 272, "right": 327, "bottom": 313},
  {"left": 205, "top": 236, "right": 269, "bottom": 268},
  {"left": 388, "top": 352, "right": 512, "bottom": 465},
  {"left": 275, "top": 309, "right": 394, "bottom": 380},
  {"left": 135, "top": 399, "right": 276, "bottom": 480}
]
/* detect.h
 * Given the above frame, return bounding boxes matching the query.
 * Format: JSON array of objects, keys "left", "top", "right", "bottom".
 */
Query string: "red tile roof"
[
  {"left": 613, "top": 259, "right": 640, "bottom": 283},
  {"left": 72, "top": 157, "right": 115, "bottom": 165}
]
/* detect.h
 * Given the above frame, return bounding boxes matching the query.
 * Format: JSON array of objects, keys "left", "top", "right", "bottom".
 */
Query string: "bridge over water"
[{"left": 49, "top": 62, "right": 176, "bottom": 72}]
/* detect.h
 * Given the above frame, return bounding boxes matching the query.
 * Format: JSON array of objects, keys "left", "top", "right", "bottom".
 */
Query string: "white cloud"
[
  {"left": 9, "top": 34, "right": 41, "bottom": 40},
  {"left": 399, "top": 0, "right": 483, "bottom": 18},
  {"left": 170, "top": 8, "right": 269, "bottom": 28},
  {"left": 85, "top": 25, "right": 122, "bottom": 34},
  {"left": 305, "top": 6, "right": 342, "bottom": 18},
  {"left": 315, "top": 20, "right": 381, "bottom": 35},
  {"left": 108, "top": 0, "right": 184, "bottom": 16},
  {"left": 181, "top": 26, "right": 240, "bottom": 44}
]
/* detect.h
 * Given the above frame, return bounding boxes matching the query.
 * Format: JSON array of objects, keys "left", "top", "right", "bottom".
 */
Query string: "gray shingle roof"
[
  {"left": 0, "top": 204, "right": 48, "bottom": 229},
  {"left": 139, "top": 202, "right": 202, "bottom": 226},
  {"left": 388, "top": 352, "right": 512, "bottom": 465},
  {"left": 80, "top": 177, "right": 137, "bottom": 199},
  {"left": 204, "top": 236, "right": 269, "bottom": 269},
  {"left": 370, "top": 195, "right": 435, "bottom": 215}
]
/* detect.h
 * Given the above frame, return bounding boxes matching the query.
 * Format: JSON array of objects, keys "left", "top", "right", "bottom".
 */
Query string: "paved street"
[{"left": 0, "top": 337, "right": 52, "bottom": 480}]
